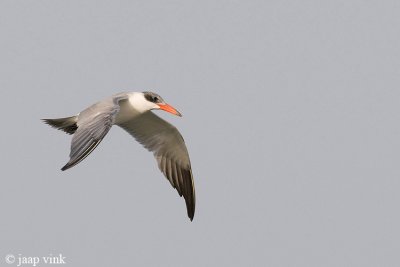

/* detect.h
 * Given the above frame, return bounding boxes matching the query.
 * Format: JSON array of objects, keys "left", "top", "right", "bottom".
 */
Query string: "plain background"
[{"left": 1, "top": 1, "right": 400, "bottom": 266}]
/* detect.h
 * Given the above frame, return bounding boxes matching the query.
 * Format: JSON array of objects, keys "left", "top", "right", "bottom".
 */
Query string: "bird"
[{"left": 42, "top": 92, "right": 195, "bottom": 221}]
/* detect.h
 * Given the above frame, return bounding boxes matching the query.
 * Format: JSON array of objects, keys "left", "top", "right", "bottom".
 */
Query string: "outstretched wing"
[
  {"left": 118, "top": 112, "right": 196, "bottom": 220},
  {"left": 61, "top": 96, "right": 127, "bottom": 171}
]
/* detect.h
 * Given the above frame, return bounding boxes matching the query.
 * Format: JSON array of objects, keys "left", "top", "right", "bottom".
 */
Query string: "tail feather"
[{"left": 42, "top": 116, "right": 78, "bottom": 135}]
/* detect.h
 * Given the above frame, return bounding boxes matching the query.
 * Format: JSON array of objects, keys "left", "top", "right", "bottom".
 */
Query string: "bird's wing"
[
  {"left": 118, "top": 111, "right": 196, "bottom": 220},
  {"left": 61, "top": 96, "right": 127, "bottom": 171}
]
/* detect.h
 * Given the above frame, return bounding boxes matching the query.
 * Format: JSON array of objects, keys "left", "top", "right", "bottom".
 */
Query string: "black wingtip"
[
  {"left": 187, "top": 201, "right": 195, "bottom": 221},
  {"left": 188, "top": 209, "right": 195, "bottom": 221},
  {"left": 61, "top": 163, "right": 70, "bottom": 171}
]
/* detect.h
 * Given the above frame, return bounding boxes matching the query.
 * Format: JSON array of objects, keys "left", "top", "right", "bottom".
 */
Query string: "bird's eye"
[{"left": 153, "top": 97, "right": 159, "bottom": 102}]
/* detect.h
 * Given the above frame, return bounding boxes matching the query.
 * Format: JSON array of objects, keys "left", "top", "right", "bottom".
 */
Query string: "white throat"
[
  {"left": 115, "top": 92, "right": 157, "bottom": 124},
  {"left": 128, "top": 92, "right": 158, "bottom": 112}
]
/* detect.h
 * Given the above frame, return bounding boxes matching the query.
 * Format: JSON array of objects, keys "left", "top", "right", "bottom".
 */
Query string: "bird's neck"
[{"left": 115, "top": 92, "right": 147, "bottom": 124}]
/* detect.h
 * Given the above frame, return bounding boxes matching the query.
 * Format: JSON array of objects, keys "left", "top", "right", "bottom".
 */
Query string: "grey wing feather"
[
  {"left": 118, "top": 112, "right": 196, "bottom": 220},
  {"left": 61, "top": 95, "right": 127, "bottom": 171}
]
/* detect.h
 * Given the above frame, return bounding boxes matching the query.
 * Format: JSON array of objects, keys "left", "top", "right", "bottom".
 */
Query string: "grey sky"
[{"left": 1, "top": 1, "right": 400, "bottom": 266}]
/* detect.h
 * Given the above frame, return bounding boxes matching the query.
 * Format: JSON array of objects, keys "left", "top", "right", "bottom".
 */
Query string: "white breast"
[
  {"left": 114, "top": 93, "right": 143, "bottom": 124},
  {"left": 114, "top": 92, "right": 155, "bottom": 124}
]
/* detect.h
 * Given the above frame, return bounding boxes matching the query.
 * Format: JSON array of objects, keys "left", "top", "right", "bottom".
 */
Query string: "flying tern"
[{"left": 43, "top": 92, "right": 195, "bottom": 221}]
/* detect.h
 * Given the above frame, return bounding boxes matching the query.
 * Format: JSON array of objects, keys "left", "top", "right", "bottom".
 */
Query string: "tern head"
[{"left": 142, "top": 91, "right": 182, "bottom": 117}]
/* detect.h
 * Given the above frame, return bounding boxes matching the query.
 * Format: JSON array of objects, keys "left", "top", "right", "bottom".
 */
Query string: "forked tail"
[{"left": 42, "top": 116, "right": 78, "bottom": 135}]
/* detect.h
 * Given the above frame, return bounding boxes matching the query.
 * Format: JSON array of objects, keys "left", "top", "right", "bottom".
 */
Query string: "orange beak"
[{"left": 158, "top": 103, "right": 182, "bottom": 117}]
